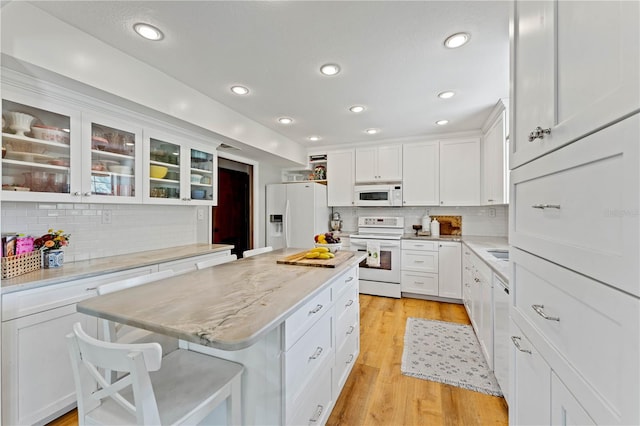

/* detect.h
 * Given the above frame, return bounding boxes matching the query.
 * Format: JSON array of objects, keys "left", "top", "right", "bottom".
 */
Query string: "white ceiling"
[{"left": 28, "top": 1, "right": 509, "bottom": 149}]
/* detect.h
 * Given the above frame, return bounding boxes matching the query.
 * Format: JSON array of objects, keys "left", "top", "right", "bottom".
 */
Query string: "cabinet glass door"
[
  {"left": 2, "top": 100, "right": 72, "bottom": 197},
  {"left": 90, "top": 122, "right": 137, "bottom": 199},
  {"left": 149, "top": 138, "right": 181, "bottom": 201},
  {"left": 189, "top": 148, "right": 214, "bottom": 202}
]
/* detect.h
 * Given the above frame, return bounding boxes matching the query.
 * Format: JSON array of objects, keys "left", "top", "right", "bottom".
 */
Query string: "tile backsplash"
[
  {"left": 333, "top": 205, "right": 509, "bottom": 237},
  {"left": 1, "top": 202, "right": 198, "bottom": 262}
]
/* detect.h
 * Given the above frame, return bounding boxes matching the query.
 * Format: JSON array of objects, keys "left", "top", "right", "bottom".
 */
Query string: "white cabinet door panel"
[
  {"left": 327, "top": 150, "right": 355, "bottom": 206},
  {"left": 439, "top": 138, "right": 480, "bottom": 206},
  {"left": 402, "top": 141, "right": 439, "bottom": 206}
]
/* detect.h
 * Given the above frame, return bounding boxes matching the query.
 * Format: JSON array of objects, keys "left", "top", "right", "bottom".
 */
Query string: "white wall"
[
  {"left": 1, "top": 202, "right": 198, "bottom": 262},
  {"left": 333, "top": 205, "right": 508, "bottom": 237}
]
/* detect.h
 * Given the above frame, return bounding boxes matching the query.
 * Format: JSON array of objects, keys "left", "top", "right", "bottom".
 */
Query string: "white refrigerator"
[{"left": 266, "top": 182, "right": 330, "bottom": 249}]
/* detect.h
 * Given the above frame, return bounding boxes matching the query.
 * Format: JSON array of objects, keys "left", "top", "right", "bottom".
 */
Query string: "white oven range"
[{"left": 349, "top": 216, "right": 404, "bottom": 298}]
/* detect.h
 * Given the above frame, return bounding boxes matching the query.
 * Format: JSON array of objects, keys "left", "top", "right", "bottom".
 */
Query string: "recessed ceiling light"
[
  {"left": 230, "top": 85, "right": 249, "bottom": 95},
  {"left": 133, "top": 23, "right": 164, "bottom": 41},
  {"left": 320, "top": 63, "right": 341, "bottom": 76},
  {"left": 438, "top": 91, "right": 455, "bottom": 99},
  {"left": 444, "top": 32, "right": 470, "bottom": 48},
  {"left": 349, "top": 105, "right": 365, "bottom": 113},
  {"left": 436, "top": 120, "right": 449, "bottom": 125},
  {"left": 278, "top": 117, "right": 293, "bottom": 125},
  {"left": 365, "top": 128, "right": 380, "bottom": 135},
  {"left": 308, "top": 136, "right": 321, "bottom": 142}
]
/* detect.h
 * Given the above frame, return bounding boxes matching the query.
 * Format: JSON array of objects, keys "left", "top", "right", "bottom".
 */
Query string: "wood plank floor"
[{"left": 48, "top": 295, "right": 507, "bottom": 426}]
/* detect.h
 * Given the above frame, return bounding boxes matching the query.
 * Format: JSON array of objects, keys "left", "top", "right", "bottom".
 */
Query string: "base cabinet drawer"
[
  {"left": 512, "top": 248, "right": 639, "bottom": 425},
  {"left": 401, "top": 250, "right": 438, "bottom": 273},
  {"left": 287, "top": 366, "right": 333, "bottom": 426},
  {"left": 401, "top": 270, "right": 438, "bottom": 296},
  {"left": 284, "top": 285, "right": 332, "bottom": 350},
  {"left": 334, "top": 330, "right": 359, "bottom": 393}
]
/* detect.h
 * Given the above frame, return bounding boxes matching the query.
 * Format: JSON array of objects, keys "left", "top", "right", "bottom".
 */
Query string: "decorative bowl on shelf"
[
  {"left": 149, "top": 165, "right": 168, "bottom": 179},
  {"left": 7, "top": 112, "right": 36, "bottom": 136},
  {"left": 190, "top": 174, "right": 202, "bottom": 183},
  {"left": 314, "top": 242, "right": 342, "bottom": 253},
  {"left": 109, "top": 165, "right": 133, "bottom": 175},
  {"left": 31, "top": 125, "right": 70, "bottom": 144},
  {"left": 191, "top": 189, "right": 206, "bottom": 199}
]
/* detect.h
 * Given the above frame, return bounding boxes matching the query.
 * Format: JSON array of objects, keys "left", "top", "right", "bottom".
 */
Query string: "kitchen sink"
[{"left": 487, "top": 249, "right": 509, "bottom": 261}]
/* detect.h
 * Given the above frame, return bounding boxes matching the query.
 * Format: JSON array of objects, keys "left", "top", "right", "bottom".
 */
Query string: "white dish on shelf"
[{"left": 5, "top": 151, "right": 53, "bottom": 163}]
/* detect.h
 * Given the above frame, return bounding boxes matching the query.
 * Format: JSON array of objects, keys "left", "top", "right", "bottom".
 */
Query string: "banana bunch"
[{"left": 304, "top": 247, "right": 335, "bottom": 259}]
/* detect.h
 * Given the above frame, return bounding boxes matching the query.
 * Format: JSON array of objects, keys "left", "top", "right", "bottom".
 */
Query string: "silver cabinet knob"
[
  {"left": 83, "top": 192, "right": 91, "bottom": 197},
  {"left": 528, "top": 126, "right": 552, "bottom": 142},
  {"left": 73, "top": 192, "right": 81, "bottom": 196}
]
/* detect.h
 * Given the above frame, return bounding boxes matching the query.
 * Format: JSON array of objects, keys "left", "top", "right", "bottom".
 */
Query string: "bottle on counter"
[
  {"left": 430, "top": 218, "right": 440, "bottom": 238},
  {"left": 421, "top": 212, "right": 431, "bottom": 232}
]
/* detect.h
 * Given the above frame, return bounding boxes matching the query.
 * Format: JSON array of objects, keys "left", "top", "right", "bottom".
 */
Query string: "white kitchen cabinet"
[
  {"left": 401, "top": 240, "right": 462, "bottom": 301},
  {"left": 401, "top": 141, "right": 439, "bottom": 206},
  {"left": 466, "top": 247, "right": 493, "bottom": 369},
  {"left": 492, "top": 274, "right": 509, "bottom": 404},
  {"left": 510, "top": 0, "right": 639, "bottom": 168},
  {"left": 437, "top": 241, "right": 462, "bottom": 299},
  {"left": 355, "top": 145, "right": 402, "bottom": 183},
  {"left": 509, "top": 320, "right": 551, "bottom": 426},
  {"left": 461, "top": 247, "right": 473, "bottom": 319},
  {"left": 439, "top": 138, "right": 480, "bottom": 206},
  {"left": 482, "top": 100, "right": 508, "bottom": 205},
  {"left": 551, "top": 373, "right": 595, "bottom": 426},
  {"left": 511, "top": 114, "right": 639, "bottom": 297},
  {"left": 143, "top": 128, "right": 218, "bottom": 205},
  {"left": 327, "top": 149, "right": 355, "bottom": 206}
]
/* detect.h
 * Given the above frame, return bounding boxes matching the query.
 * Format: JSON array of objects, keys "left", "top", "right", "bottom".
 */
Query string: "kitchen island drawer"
[
  {"left": 333, "top": 266, "right": 358, "bottom": 300},
  {"left": 284, "top": 309, "right": 333, "bottom": 403},
  {"left": 284, "top": 284, "right": 332, "bottom": 350},
  {"left": 511, "top": 248, "right": 639, "bottom": 425},
  {"left": 336, "top": 298, "right": 358, "bottom": 350},
  {"left": 335, "top": 282, "right": 357, "bottom": 323},
  {"left": 287, "top": 362, "right": 333, "bottom": 426},
  {"left": 510, "top": 114, "right": 639, "bottom": 296},
  {"left": 334, "top": 327, "right": 359, "bottom": 392}
]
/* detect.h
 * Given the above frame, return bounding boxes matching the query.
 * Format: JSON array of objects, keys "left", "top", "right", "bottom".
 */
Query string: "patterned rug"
[{"left": 401, "top": 318, "right": 503, "bottom": 396}]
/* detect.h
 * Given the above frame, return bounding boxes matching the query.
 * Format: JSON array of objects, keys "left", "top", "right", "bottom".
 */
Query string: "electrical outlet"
[
  {"left": 489, "top": 208, "right": 496, "bottom": 217},
  {"left": 102, "top": 210, "right": 112, "bottom": 224},
  {"left": 197, "top": 208, "right": 204, "bottom": 221}
]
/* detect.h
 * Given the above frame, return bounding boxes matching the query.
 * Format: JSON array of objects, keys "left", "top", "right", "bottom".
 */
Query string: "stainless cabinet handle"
[
  {"left": 488, "top": 199, "right": 494, "bottom": 202},
  {"left": 345, "top": 299, "right": 354, "bottom": 307},
  {"left": 346, "top": 354, "right": 355, "bottom": 364},
  {"left": 308, "top": 304, "right": 323, "bottom": 315},
  {"left": 309, "top": 346, "right": 323, "bottom": 361},
  {"left": 309, "top": 405, "right": 324, "bottom": 423},
  {"left": 531, "top": 204, "right": 561, "bottom": 210},
  {"left": 73, "top": 191, "right": 81, "bottom": 196},
  {"left": 532, "top": 304, "right": 560, "bottom": 321},
  {"left": 511, "top": 336, "right": 532, "bottom": 354},
  {"left": 414, "top": 260, "right": 425, "bottom": 264},
  {"left": 528, "top": 126, "right": 551, "bottom": 142},
  {"left": 86, "top": 287, "right": 97, "bottom": 291},
  {"left": 83, "top": 192, "right": 91, "bottom": 197},
  {"left": 345, "top": 276, "right": 354, "bottom": 282},
  {"left": 346, "top": 325, "right": 355, "bottom": 335}
]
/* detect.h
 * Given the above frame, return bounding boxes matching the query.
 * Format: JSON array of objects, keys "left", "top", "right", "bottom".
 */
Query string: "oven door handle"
[{"left": 350, "top": 240, "right": 400, "bottom": 248}]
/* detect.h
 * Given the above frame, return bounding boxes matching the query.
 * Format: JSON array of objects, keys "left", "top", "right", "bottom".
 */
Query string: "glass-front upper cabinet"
[
  {"left": 144, "top": 130, "right": 217, "bottom": 205},
  {"left": 2, "top": 97, "right": 80, "bottom": 202},
  {"left": 82, "top": 114, "right": 143, "bottom": 204}
]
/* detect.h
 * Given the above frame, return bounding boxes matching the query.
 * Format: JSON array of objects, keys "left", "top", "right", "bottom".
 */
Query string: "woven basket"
[{"left": 1, "top": 251, "right": 42, "bottom": 279}]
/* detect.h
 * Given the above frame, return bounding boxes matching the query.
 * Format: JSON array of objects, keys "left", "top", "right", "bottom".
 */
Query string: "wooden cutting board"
[{"left": 277, "top": 250, "right": 355, "bottom": 268}]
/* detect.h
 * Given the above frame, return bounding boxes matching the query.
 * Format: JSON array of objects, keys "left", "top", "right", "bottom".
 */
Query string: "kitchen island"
[{"left": 77, "top": 248, "right": 365, "bottom": 425}]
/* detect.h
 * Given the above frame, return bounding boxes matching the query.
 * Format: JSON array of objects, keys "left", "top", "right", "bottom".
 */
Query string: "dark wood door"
[{"left": 212, "top": 168, "right": 250, "bottom": 257}]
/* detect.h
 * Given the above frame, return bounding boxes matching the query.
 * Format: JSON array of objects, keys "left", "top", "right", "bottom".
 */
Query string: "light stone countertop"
[
  {"left": 1, "top": 244, "right": 234, "bottom": 294},
  {"left": 77, "top": 248, "right": 366, "bottom": 351},
  {"left": 460, "top": 236, "right": 510, "bottom": 284}
]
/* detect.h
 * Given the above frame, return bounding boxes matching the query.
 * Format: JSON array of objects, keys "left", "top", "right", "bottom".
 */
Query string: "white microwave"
[{"left": 354, "top": 184, "right": 403, "bottom": 207}]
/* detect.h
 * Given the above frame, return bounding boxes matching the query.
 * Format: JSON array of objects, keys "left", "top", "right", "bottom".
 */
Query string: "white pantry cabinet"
[
  {"left": 401, "top": 141, "right": 439, "bottom": 206},
  {"left": 482, "top": 100, "right": 508, "bottom": 205},
  {"left": 510, "top": 0, "right": 639, "bottom": 168},
  {"left": 355, "top": 145, "right": 402, "bottom": 183},
  {"left": 327, "top": 149, "right": 355, "bottom": 206},
  {"left": 439, "top": 138, "right": 480, "bottom": 206}
]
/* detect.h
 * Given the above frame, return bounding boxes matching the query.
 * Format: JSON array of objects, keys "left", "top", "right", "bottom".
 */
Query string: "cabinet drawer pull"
[
  {"left": 345, "top": 299, "right": 354, "bottom": 307},
  {"left": 309, "top": 405, "right": 324, "bottom": 423},
  {"left": 86, "top": 287, "right": 97, "bottom": 291},
  {"left": 510, "top": 336, "right": 532, "bottom": 354},
  {"left": 308, "top": 304, "right": 323, "bottom": 315},
  {"left": 532, "top": 304, "right": 560, "bottom": 321},
  {"left": 309, "top": 346, "right": 323, "bottom": 361},
  {"left": 346, "top": 325, "right": 355, "bottom": 335},
  {"left": 346, "top": 354, "right": 355, "bottom": 364},
  {"left": 414, "top": 260, "right": 425, "bottom": 264},
  {"left": 531, "top": 203, "right": 561, "bottom": 210},
  {"left": 345, "top": 276, "right": 354, "bottom": 282},
  {"left": 528, "top": 126, "right": 551, "bottom": 142}
]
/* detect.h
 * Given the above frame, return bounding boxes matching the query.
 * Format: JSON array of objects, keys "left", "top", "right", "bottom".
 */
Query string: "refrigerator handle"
[{"left": 284, "top": 199, "right": 290, "bottom": 248}]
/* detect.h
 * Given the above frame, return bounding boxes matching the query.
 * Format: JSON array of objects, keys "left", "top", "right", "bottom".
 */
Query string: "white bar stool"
[
  {"left": 242, "top": 246, "right": 273, "bottom": 258},
  {"left": 67, "top": 322, "right": 243, "bottom": 425},
  {"left": 195, "top": 254, "right": 237, "bottom": 270}
]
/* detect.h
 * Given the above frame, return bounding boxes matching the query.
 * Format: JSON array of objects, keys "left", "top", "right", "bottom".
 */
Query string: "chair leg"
[{"left": 227, "top": 375, "right": 243, "bottom": 426}]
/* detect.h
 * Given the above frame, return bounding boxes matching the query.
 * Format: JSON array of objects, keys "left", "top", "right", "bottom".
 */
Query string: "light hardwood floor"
[{"left": 48, "top": 295, "right": 508, "bottom": 426}]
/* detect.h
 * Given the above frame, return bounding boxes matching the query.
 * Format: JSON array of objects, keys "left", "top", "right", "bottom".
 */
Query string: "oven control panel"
[{"left": 358, "top": 216, "right": 404, "bottom": 228}]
